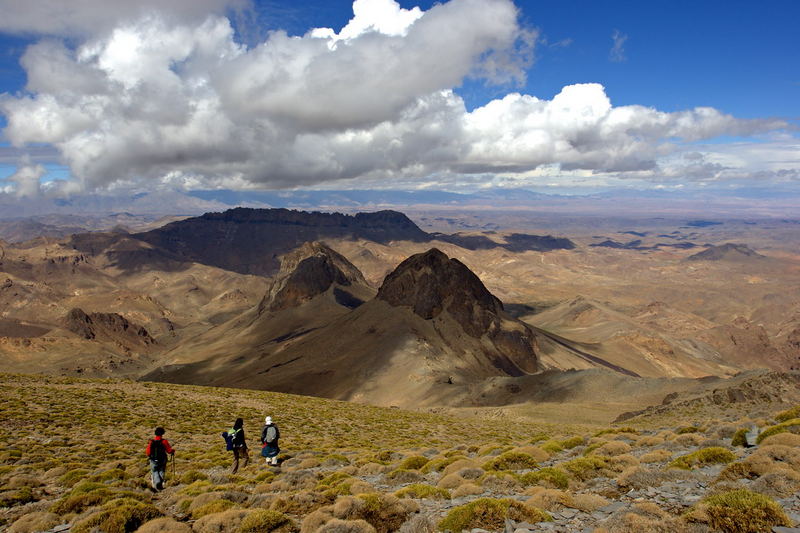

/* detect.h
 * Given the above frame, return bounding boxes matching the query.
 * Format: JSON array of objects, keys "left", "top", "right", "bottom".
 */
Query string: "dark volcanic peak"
[
  {"left": 377, "top": 248, "right": 503, "bottom": 337},
  {"left": 262, "top": 242, "right": 368, "bottom": 312},
  {"left": 687, "top": 243, "right": 764, "bottom": 261}
]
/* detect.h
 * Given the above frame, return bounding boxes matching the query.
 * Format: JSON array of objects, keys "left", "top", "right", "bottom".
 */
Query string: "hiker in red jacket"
[{"left": 145, "top": 427, "right": 175, "bottom": 491}]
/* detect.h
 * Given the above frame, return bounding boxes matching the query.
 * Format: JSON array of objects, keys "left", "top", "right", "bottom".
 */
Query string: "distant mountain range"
[{"left": 3, "top": 186, "right": 800, "bottom": 220}]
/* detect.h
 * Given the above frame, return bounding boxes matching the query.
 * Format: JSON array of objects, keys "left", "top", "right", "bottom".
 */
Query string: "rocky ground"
[{"left": 1, "top": 373, "right": 799, "bottom": 533}]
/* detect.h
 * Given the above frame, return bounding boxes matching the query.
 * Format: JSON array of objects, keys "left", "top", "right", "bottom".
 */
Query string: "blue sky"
[
  {"left": 229, "top": 0, "right": 800, "bottom": 117},
  {"left": 0, "top": 0, "right": 797, "bottom": 196}
]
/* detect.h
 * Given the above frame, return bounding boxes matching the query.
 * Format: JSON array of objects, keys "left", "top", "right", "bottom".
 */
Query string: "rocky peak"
[
  {"left": 377, "top": 248, "right": 503, "bottom": 337},
  {"left": 64, "top": 308, "right": 155, "bottom": 345},
  {"left": 261, "top": 242, "right": 368, "bottom": 312}
]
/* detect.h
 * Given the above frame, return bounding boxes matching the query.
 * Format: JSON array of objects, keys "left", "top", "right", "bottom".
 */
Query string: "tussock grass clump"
[
  {"left": 441, "top": 458, "right": 478, "bottom": 477},
  {"left": 59, "top": 468, "right": 90, "bottom": 487},
  {"left": 594, "top": 427, "right": 637, "bottom": 437},
  {"left": 435, "top": 473, "right": 464, "bottom": 489},
  {"left": 451, "top": 483, "right": 483, "bottom": 498},
  {"left": 510, "top": 445, "right": 549, "bottom": 462},
  {"left": 750, "top": 468, "right": 800, "bottom": 498},
  {"left": 0, "top": 486, "right": 36, "bottom": 507},
  {"left": 394, "top": 483, "right": 450, "bottom": 500},
  {"left": 676, "top": 425, "right": 701, "bottom": 434},
  {"left": 756, "top": 418, "right": 800, "bottom": 444},
  {"left": 482, "top": 451, "right": 539, "bottom": 471},
  {"left": 384, "top": 468, "right": 422, "bottom": 484},
  {"left": 419, "top": 456, "right": 463, "bottom": 474},
  {"left": 690, "top": 489, "right": 791, "bottom": 532},
  {"left": 569, "top": 493, "right": 609, "bottom": 512},
  {"left": 561, "top": 456, "right": 608, "bottom": 481},
  {"left": 674, "top": 433, "right": 705, "bottom": 446},
  {"left": 616, "top": 466, "right": 689, "bottom": 490},
  {"left": 180, "top": 479, "right": 215, "bottom": 496},
  {"left": 71, "top": 497, "right": 161, "bottom": 533},
  {"left": 559, "top": 436, "right": 584, "bottom": 449},
  {"left": 539, "top": 440, "right": 564, "bottom": 454},
  {"left": 529, "top": 433, "right": 549, "bottom": 444},
  {"left": 635, "top": 435, "right": 664, "bottom": 447},
  {"left": 525, "top": 488, "right": 571, "bottom": 511},
  {"left": 331, "top": 493, "right": 418, "bottom": 533},
  {"left": 585, "top": 440, "right": 631, "bottom": 457},
  {"left": 594, "top": 502, "right": 683, "bottom": 533},
  {"left": 438, "top": 497, "right": 550, "bottom": 532},
  {"left": 318, "top": 472, "right": 353, "bottom": 489},
  {"left": 238, "top": 509, "right": 295, "bottom": 532},
  {"left": 49, "top": 481, "right": 146, "bottom": 515},
  {"left": 759, "top": 432, "right": 800, "bottom": 447},
  {"left": 731, "top": 428, "right": 749, "bottom": 447},
  {"left": 191, "top": 499, "right": 238, "bottom": 519},
  {"left": 180, "top": 469, "right": 210, "bottom": 484},
  {"left": 135, "top": 517, "right": 192, "bottom": 533},
  {"left": 7, "top": 511, "right": 61, "bottom": 533},
  {"left": 193, "top": 509, "right": 250, "bottom": 533},
  {"left": 668, "top": 446, "right": 735, "bottom": 470},
  {"left": 315, "top": 518, "right": 376, "bottom": 533},
  {"left": 640, "top": 450, "right": 672, "bottom": 463},
  {"left": 269, "top": 490, "right": 334, "bottom": 516},
  {"left": 397, "top": 456, "right": 429, "bottom": 470},
  {"left": 774, "top": 405, "right": 800, "bottom": 423},
  {"left": 517, "top": 467, "right": 569, "bottom": 489}
]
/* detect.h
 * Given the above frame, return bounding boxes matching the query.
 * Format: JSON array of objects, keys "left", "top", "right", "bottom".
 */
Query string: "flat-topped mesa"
[
  {"left": 133, "top": 207, "right": 429, "bottom": 276},
  {"left": 261, "top": 242, "right": 368, "bottom": 312}
]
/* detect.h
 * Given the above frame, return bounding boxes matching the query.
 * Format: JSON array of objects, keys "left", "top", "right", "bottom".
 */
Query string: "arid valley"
[
  {"left": 1, "top": 0, "right": 799, "bottom": 530},
  {"left": 1, "top": 206, "right": 800, "bottom": 532}
]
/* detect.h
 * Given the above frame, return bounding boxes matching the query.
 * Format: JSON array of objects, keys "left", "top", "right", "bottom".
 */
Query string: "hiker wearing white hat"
[{"left": 260, "top": 415, "right": 280, "bottom": 466}]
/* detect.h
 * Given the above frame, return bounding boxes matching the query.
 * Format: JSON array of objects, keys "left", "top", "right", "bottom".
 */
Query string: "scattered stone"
[{"left": 745, "top": 426, "right": 760, "bottom": 447}]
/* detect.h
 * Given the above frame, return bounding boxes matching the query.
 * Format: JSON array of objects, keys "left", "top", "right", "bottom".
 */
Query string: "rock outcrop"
[
  {"left": 64, "top": 309, "right": 155, "bottom": 349},
  {"left": 260, "top": 242, "right": 369, "bottom": 312}
]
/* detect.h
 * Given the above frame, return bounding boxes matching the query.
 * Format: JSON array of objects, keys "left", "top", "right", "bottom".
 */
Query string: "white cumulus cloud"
[{"left": 0, "top": 0, "right": 793, "bottom": 194}]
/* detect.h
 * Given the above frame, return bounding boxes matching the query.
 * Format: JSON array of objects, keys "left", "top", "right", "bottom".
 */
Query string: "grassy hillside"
[{"left": 1, "top": 373, "right": 799, "bottom": 532}]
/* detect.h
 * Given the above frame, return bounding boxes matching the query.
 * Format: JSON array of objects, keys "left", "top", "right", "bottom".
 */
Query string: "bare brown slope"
[
  {"left": 146, "top": 241, "right": 376, "bottom": 370},
  {"left": 145, "top": 248, "right": 545, "bottom": 407},
  {"left": 0, "top": 236, "right": 267, "bottom": 377},
  {"left": 525, "top": 296, "right": 741, "bottom": 377}
]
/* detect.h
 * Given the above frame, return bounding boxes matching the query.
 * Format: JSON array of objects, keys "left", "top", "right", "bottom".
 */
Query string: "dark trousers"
[{"left": 232, "top": 447, "right": 249, "bottom": 473}]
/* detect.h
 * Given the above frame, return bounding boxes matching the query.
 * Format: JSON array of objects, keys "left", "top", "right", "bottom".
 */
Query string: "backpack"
[
  {"left": 149, "top": 438, "right": 167, "bottom": 465},
  {"left": 264, "top": 425, "right": 277, "bottom": 445},
  {"left": 221, "top": 431, "right": 234, "bottom": 451}
]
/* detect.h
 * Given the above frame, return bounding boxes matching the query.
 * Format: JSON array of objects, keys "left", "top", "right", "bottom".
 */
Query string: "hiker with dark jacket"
[
  {"left": 145, "top": 427, "right": 174, "bottom": 491},
  {"left": 229, "top": 418, "right": 249, "bottom": 473},
  {"left": 260, "top": 415, "right": 280, "bottom": 466}
]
